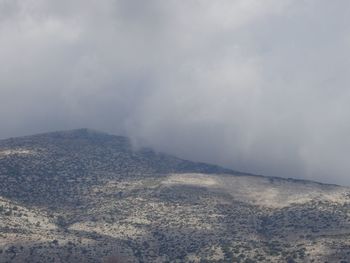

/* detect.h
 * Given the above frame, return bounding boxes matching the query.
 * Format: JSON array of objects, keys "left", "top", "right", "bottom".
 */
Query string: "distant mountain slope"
[
  {"left": 0, "top": 128, "right": 234, "bottom": 207},
  {"left": 0, "top": 129, "right": 350, "bottom": 263}
]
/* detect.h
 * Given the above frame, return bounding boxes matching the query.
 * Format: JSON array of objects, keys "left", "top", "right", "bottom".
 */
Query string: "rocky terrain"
[{"left": 0, "top": 129, "right": 350, "bottom": 262}]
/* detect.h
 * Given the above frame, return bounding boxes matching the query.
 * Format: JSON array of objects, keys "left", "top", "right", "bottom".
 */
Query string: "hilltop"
[{"left": 0, "top": 129, "right": 350, "bottom": 262}]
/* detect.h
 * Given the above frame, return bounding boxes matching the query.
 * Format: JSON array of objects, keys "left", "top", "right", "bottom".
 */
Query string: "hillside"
[{"left": 0, "top": 129, "right": 350, "bottom": 262}]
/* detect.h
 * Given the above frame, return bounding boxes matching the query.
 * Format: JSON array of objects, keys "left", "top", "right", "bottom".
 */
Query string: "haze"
[{"left": 1, "top": 0, "right": 350, "bottom": 185}]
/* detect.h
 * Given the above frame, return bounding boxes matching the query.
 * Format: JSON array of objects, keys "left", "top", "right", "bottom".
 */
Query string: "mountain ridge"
[
  {"left": 0, "top": 128, "right": 340, "bottom": 187},
  {"left": 1, "top": 129, "right": 350, "bottom": 262}
]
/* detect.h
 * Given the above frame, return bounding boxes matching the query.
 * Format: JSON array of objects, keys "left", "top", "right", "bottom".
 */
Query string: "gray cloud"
[{"left": 1, "top": 0, "right": 350, "bottom": 185}]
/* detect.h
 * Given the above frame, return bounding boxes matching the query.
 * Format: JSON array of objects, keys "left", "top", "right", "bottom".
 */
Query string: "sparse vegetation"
[{"left": 0, "top": 129, "right": 350, "bottom": 262}]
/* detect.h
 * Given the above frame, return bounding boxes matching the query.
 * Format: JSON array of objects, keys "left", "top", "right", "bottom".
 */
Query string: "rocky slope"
[{"left": 0, "top": 129, "right": 350, "bottom": 262}]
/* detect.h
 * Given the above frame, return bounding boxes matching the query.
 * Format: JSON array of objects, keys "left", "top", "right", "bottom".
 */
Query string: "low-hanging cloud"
[{"left": 1, "top": 0, "right": 350, "bottom": 185}]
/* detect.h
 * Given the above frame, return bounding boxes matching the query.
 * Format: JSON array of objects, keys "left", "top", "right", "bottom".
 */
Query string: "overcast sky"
[{"left": 1, "top": 0, "right": 350, "bottom": 185}]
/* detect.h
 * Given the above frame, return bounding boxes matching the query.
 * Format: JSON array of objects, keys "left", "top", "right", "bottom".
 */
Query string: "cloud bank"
[{"left": 1, "top": 0, "right": 350, "bottom": 184}]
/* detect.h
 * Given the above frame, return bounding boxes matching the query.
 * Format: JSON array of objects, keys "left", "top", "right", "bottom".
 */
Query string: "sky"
[{"left": 1, "top": 0, "right": 350, "bottom": 185}]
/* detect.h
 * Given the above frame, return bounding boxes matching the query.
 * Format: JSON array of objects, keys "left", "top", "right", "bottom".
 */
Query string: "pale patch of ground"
[
  {"left": 211, "top": 246, "right": 224, "bottom": 261},
  {"left": 161, "top": 173, "right": 349, "bottom": 208},
  {"left": 305, "top": 240, "right": 333, "bottom": 261},
  {"left": 0, "top": 198, "right": 56, "bottom": 231},
  {"left": 124, "top": 214, "right": 152, "bottom": 225},
  {"left": 163, "top": 173, "right": 219, "bottom": 187},
  {"left": 1, "top": 232, "right": 60, "bottom": 245},
  {"left": 219, "top": 175, "right": 349, "bottom": 208},
  {"left": 0, "top": 148, "right": 35, "bottom": 157},
  {"left": 186, "top": 254, "right": 201, "bottom": 263}
]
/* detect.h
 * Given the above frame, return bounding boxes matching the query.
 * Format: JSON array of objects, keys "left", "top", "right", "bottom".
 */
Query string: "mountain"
[
  {"left": 0, "top": 129, "right": 350, "bottom": 263},
  {"left": 0, "top": 128, "right": 233, "bottom": 209}
]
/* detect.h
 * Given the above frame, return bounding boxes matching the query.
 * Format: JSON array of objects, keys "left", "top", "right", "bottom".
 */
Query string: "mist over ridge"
[{"left": 1, "top": 0, "right": 350, "bottom": 185}]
